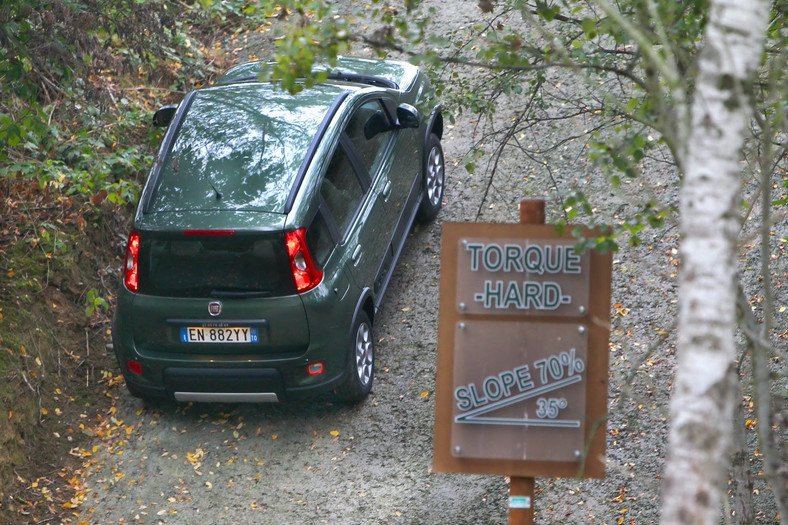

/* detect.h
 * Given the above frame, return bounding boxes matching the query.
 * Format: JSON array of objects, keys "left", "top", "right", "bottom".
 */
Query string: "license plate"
[{"left": 180, "top": 326, "right": 258, "bottom": 343}]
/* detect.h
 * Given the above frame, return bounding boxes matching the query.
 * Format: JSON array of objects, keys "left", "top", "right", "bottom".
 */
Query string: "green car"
[{"left": 113, "top": 57, "right": 445, "bottom": 403}]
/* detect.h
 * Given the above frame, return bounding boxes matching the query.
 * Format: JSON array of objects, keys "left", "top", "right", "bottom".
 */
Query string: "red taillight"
[
  {"left": 124, "top": 231, "right": 141, "bottom": 293},
  {"left": 285, "top": 228, "right": 323, "bottom": 293},
  {"left": 127, "top": 360, "right": 143, "bottom": 375}
]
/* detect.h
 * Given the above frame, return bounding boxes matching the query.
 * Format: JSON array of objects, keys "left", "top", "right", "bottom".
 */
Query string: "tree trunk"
[{"left": 660, "top": 1, "right": 770, "bottom": 524}]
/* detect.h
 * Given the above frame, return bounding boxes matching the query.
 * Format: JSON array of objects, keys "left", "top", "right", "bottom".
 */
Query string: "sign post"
[
  {"left": 433, "top": 199, "right": 612, "bottom": 523},
  {"left": 509, "top": 199, "right": 544, "bottom": 525}
]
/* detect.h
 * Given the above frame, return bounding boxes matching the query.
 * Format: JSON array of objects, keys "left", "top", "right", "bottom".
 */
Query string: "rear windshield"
[
  {"left": 148, "top": 83, "right": 345, "bottom": 214},
  {"left": 138, "top": 233, "right": 295, "bottom": 298}
]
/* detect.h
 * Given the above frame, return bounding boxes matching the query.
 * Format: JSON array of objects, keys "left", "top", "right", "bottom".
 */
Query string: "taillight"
[
  {"left": 285, "top": 228, "right": 323, "bottom": 293},
  {"left": 124, "top": 231, "right": 140, "bottom": 293}
]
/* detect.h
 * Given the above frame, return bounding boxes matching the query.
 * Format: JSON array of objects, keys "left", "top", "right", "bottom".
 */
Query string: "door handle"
[
  {"left": 381, "top": 180, "right": 392, "bottom": 201},
  {"left": 351, "top": 244, "right": 362, "bottom": 266}
]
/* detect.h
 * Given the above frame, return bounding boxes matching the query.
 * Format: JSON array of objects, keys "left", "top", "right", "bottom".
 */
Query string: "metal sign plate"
[
  {"left": 433, "top": 222, "right": 611, "bottom": 478},
  {"left": 451, "top": 320, "right": 588, "bottom": 461},
  {"left": 455, "top": 238, "right": 590, "bottom": 317}
]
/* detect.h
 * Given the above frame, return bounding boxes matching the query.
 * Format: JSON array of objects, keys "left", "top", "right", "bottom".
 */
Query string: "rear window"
[
  {"left": 147, "top": 84, "right": 345, "bottom": 214},
  {"left": 137, "top": 233, "right": 295, "bottom": 298}
]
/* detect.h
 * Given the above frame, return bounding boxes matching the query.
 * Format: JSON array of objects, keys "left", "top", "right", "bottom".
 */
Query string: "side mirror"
[
  {"left": 396, "top": 104, "right": 420, "bottom": 129},
  {"left": 153, "top": 105, "right": 178, "bottom": 128}
]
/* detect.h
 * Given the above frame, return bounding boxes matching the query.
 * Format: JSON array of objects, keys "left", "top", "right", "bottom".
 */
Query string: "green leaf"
[{"left": 580, "top": 17, "right": 597, "bottom": 38}]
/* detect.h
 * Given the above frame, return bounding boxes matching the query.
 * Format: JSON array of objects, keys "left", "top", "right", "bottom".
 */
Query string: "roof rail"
[{"left": 326, "top": 72, "right": 398, "bottom": 90}]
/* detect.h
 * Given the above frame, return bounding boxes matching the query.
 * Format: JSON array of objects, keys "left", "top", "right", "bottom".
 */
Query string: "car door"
[
  {"left": 378, "top": 97, "right": 423, "bottom": 258},
  {"left": 319, "top": 97, "right": 397, "bottom": 301}
]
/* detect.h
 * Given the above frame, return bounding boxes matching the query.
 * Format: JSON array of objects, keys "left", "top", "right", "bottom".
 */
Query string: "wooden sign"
[{"left": 433, "top": 222, "right": 612, "bottom": 478}]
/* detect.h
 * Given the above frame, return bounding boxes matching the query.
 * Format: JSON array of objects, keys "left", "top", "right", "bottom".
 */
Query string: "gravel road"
[{"left": 77, "top": 3, "right": 784, "bottom": 524}]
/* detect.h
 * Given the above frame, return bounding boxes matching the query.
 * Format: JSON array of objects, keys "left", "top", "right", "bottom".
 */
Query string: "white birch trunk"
[{"left": 661, "top": 1, "right": 770, "bottom": 523}]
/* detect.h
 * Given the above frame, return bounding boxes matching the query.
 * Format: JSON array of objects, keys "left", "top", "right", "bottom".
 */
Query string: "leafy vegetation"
[
  {"left": 5, "top": 1, "right": 211, "bottom": 205},
  {"left": 0, "top": 0, "right": 282, "bottom": 520},
  {"left": 267, "top": 0, "right": 786, "bottom": 244}
]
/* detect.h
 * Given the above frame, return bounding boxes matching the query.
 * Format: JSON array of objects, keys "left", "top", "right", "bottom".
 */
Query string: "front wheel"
[
  {"left": 334, "top": 311, "right": 374, "bottom": 402},
  {"left": 416, "top": 133, "right": 445, "bottom": 222}
]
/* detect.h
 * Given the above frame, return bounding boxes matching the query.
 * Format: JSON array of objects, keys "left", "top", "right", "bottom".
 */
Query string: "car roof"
[
  {"left": 143, "top": 82, "right": 351, "bottom": 218},
  {"left": 217, "top": 56, "right": 420, "bottom": 92}
]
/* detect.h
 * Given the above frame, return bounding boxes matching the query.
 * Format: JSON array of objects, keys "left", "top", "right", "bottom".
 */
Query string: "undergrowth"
[{"left": 0, "top": 1, "right": 282, "bottom": 521}]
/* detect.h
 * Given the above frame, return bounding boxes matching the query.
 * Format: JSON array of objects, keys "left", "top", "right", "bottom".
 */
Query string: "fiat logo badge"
[{"left": 208, "top": 301, "right": 222, "bottom": 316}]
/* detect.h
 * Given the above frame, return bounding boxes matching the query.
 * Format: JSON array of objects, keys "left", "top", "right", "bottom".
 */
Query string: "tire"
[
  {"left": 335, "top": 311, "right": 374, "bottom": 402},
  {"left": 416, "top": 133, "right": 445, "bottom": 223}
]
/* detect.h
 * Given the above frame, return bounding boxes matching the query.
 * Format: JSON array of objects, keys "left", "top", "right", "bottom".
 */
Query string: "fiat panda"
[{"left": 112, "top": 57, "right": 444, "bottom": 403}]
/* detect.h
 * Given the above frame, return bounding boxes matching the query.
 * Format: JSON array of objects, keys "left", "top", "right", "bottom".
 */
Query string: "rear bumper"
[
  {"left": 121, "top": 363, "right": 347, "bottom": 402},
  {"left": 112, "top": 281, "right": 356, "bottom": 403},
  {"left": 166, "top": 367, "right": 286, "bottom": 402},
  {"left": 113, "top": 316, "right": 348, "bottom": 402}
]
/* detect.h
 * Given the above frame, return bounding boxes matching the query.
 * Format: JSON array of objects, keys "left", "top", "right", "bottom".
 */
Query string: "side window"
[
  {"left": 345, "top": 100, "right": 392, "bottom": 177},
  {"left": 320, "top": 144, "right": 364, "bottom": 236},
  {"left": 306, "top": 212, "right": 333, "bottom": 267}
]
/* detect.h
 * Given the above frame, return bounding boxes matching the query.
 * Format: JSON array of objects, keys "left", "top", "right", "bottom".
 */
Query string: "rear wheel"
[
  {"left": 335, "top": 311, "right": 374, "bottom": 402},
  {"left": 416, "top": 133, "right": 445, "bottom": 222}
]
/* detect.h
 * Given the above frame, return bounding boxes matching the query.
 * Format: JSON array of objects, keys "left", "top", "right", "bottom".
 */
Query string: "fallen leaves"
[
  {"left": 186, "top": 447, "right": 206, "bottom": 471},
  {"left": 612, "top": 303, "right": 630, "bottom": 317}
]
